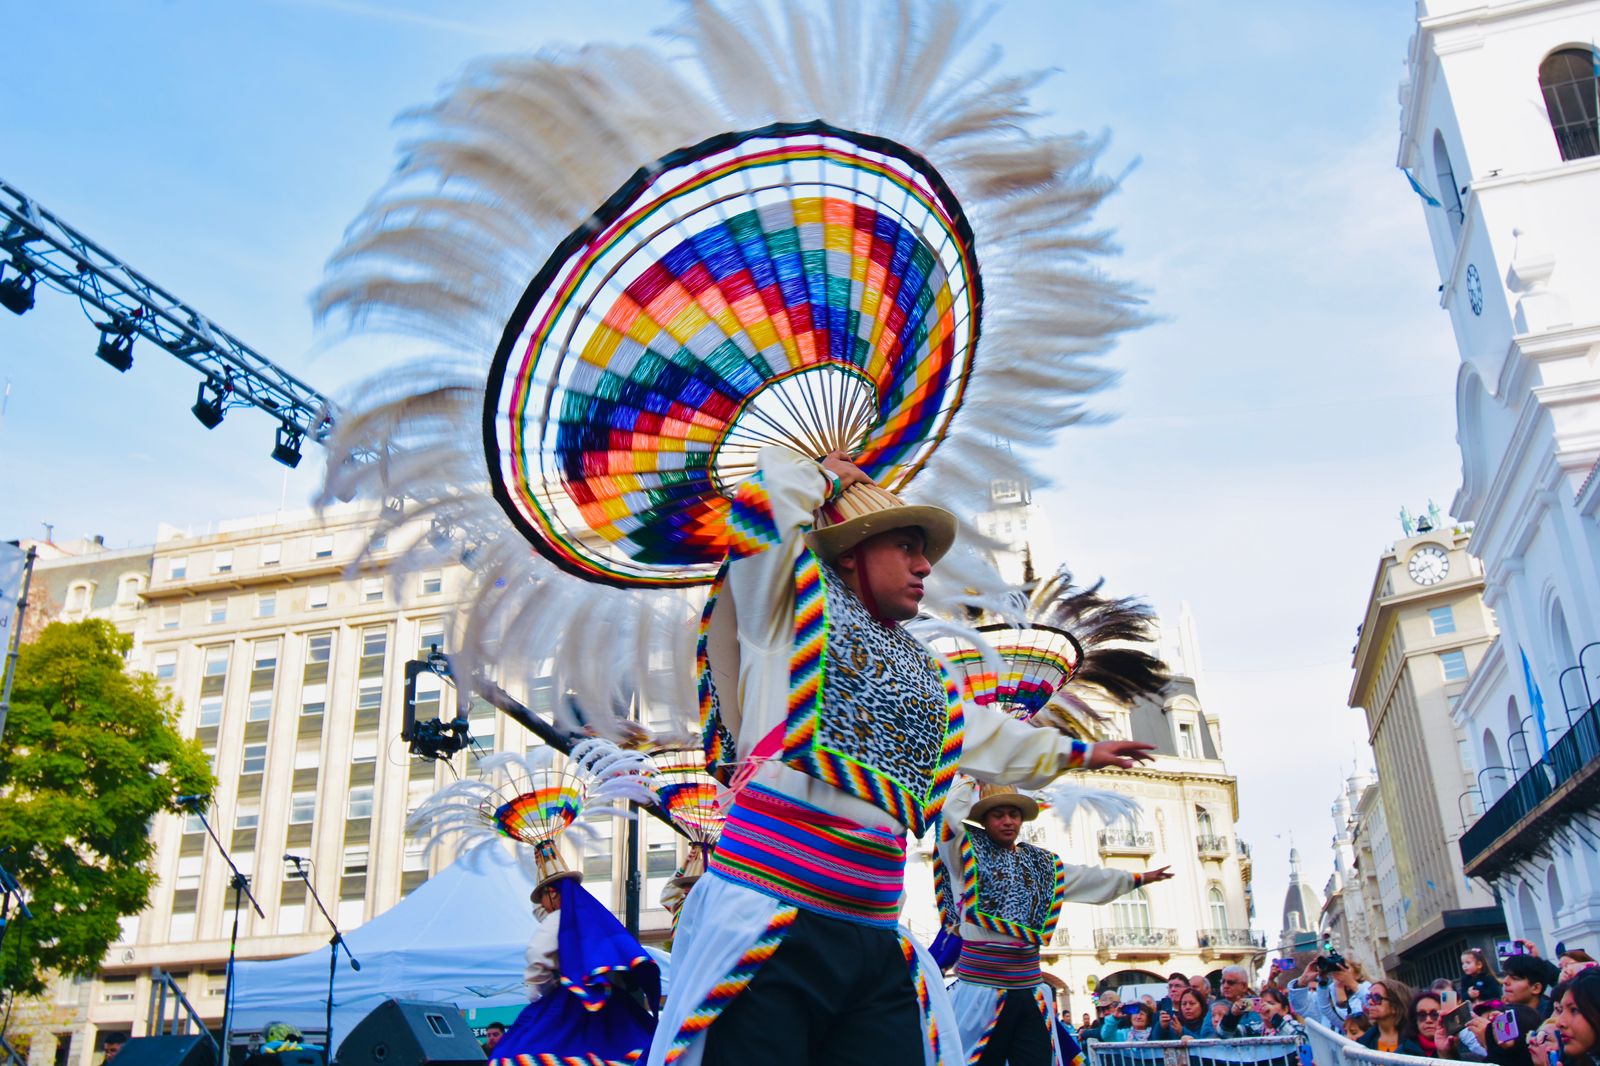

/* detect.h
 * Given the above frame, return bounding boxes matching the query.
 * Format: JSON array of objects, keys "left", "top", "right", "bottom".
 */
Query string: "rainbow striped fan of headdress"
[
  {"left": 482, "top": 770, "right": 585, "bottom": 847},
  {"left": 486, "top": 122, "right": 981, "bottom": 588},
  {"left": 939, "top": 623, "right": 1083, "bottom": 722},
  {"left": 647, "top": 748, "right": 726, "bottom": 846}
]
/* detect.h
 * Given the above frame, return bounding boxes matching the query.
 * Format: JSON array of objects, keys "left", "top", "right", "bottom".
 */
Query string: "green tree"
[{"left": 0, "top": 619, "right": 214, "bottom": 995}]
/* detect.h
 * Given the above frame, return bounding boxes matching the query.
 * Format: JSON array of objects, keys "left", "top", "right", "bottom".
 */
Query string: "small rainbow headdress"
[
  {"left": 648, "top": 748, "right": 727, "bottom": 883},
  {"left": 407, "top": 740, "right": 655, "bottom": 888},
  {"left": 938, "top": 623, "right": 1082, "bottom": 723}
]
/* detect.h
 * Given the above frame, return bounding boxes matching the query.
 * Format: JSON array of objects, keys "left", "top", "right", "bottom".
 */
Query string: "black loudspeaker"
[
  {"left": 111, "top": 1036, "right": 216, "bottom": 1066},
  {"left": 335, "top": 1000, "right": 486, "bottom": 1066}
]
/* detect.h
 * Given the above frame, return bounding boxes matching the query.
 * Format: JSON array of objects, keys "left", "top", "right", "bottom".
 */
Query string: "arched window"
[
  {"left": 1539, "top": 49, "right": 1600, "bottom": 161},
  {"left": 1433, "top": 131, "right": 1466, "bottom": 238},
  {"left": 1208, "top": 885, "right": 1229, "bottom": 931},
  {"left": 1114, "top": 888, "right": 1153, "bottom": 933},
  {"left": 1196, "top": 808, "right": 1215, "bottom": 837},
  {"left": 1551, "top": 599, "right": 1576, "bottom": 669},
  {"left": 1507, "top": 696, "right": 1528, "bottom": 771},
  {"left": 1548, "top": 864, "right": 1566, "bottom": 919},
  {"left": 1517, "top": 881, "right": 1547, "bottom": 952},
  {"left": 1482, "top": 729, "right": 1507, "bottom": 803}
]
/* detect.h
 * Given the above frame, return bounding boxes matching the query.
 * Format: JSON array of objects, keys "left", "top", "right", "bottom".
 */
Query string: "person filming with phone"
[{"left": 1289, "top": 951, "right": 1372, "bottom": 1030}]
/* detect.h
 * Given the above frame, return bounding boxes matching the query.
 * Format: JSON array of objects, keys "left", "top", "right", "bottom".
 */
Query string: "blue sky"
[{"left": 1, "top": 1, "right": 1462, "bottom": 941}]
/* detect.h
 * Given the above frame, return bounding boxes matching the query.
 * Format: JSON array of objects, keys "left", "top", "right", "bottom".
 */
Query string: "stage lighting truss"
[
  {"left": 271, "top": 423, "right": 304, "bottom": 468},
  {"left": 94, "top": 317, "right": 136, "bottom": 372},
  {"left": 191, "top": 376, "right": 233, "bottom": 429}
]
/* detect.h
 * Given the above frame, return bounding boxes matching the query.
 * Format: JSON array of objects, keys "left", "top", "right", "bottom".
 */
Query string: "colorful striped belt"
[
  {"left": 707, "top": 784, "right": 906, "bottom": 927},
  {"left": 955, "top": 939, "right": 1043, "bottom": 989}
]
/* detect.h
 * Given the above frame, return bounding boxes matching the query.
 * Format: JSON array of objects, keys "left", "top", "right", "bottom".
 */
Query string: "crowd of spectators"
[{"left": 1070, "top": 942, "right": 1600, "bottom": 1065}]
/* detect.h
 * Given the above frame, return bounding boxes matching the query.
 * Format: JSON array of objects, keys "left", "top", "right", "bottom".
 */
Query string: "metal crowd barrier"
[
  {"left": 1086, "top": 1035, "right": 1304, "bottom": 1066},
  {"left": 1301, "top": 1019, "right": 1456, "bottom": 1066}
]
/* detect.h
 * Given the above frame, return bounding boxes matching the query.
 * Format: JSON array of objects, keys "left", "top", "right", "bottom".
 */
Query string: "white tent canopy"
[{"left": 231, "top": 854, "right": 542, "bottom": 1046}]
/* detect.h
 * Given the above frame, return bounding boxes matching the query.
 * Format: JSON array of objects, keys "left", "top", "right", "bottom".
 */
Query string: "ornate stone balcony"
[
  {"left": 1094, "top": 927, "right": 1179, "bottom": 958},
  {"left": 1197, "top": 928, "right": 1267, "bottom": 960},
  {"left": 1196, "top": 834, "right": 1230, "bottom": 859},
  {"left": 1097, "top": 828, "right": 1156, "bottom": 857}
]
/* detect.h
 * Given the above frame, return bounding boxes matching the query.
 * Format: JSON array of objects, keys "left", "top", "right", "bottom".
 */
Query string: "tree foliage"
[{"left": 0, "top": 619, "right": 214, "bottom": 996}]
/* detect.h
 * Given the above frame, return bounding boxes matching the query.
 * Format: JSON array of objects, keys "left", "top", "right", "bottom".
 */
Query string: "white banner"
[{"left": 0, "top": 542, "right": 27, "bottom": 645}]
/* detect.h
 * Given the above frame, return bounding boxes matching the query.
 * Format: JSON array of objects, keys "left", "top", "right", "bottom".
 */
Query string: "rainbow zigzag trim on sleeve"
[
  {"left": 664, "top": 905, "right": 799, "bottom": 1064},
  {"left": 501, "top": 1052, "right": 642, "bottom": 1066},
  {"left": 696, "top": 563, "right": 736, "bottom": 784},
  {"left": 725, "top": 471, "right": 781, "bottom": 558},
  {"left": 899, "top": 933, "right": 947, "bottom": 1065}
]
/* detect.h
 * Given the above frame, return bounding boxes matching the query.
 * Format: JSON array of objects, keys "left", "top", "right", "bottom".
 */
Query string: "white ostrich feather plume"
[
  {"left": 316, "top": 0, "right": 1147, "bottom": 741},
  {"left": 1036, "top": 781, "right": 1143, "bottom": 833}
]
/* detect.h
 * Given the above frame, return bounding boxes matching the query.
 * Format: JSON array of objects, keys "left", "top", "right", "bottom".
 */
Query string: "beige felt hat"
[
  {"left": 807, "top": 483, "right": 957, "bottom": 565},
  {"left": 968, "top": 783, "right": 1041, "bottom": 823}
]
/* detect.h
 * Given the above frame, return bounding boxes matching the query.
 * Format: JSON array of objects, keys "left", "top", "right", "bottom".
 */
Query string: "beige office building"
[
  {"left": 14, "top": 505, "right": 682, "bottom": 1065},
  {"left": 1348, "top": 520, "right": 1505, "bottom": 985}
]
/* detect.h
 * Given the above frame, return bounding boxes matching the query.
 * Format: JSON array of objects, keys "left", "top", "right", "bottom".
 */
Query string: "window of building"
[
  {"left": 102, "top": 977, "right": 138, "bottom": 1003},
  {"left": 116, "top": 915, "right": 139, "bottom": 944},
  {"left": 304, "top": 632, "right": 332, "bottom": 683},
  {"left": 169, "top": 556, "right": 188, "bottom": 580},
  {"left": 214, "top": 550, "right": 233, "bottom": 574},
  {"left": 337, "top": 897, "right": 365, "bottom": 929},
  {"left": 257, "top": 593, "right": 276, "bottom": 619},
  {"left": 1196, "top": 808, "right": 1215, "bottom": 836},
  {"left": 583, "top": 819, "right": 615, "bottom": 889},
  {"left": 348, "top": 787, "right": 374, "bottom": 820},
  {"left": 351, "top": 732, "right": 379, "bottom": 764},
  {"left": 200, "top": 645, "right": 230, "bottom": 726},
  {"left": 343, "top": 846, "right": 369, "bottom": 877},
  {"left": 1112, "top": 888, "right": 1153, "bottom": 932},
  {"left": 370, "top": 532, "right": 388, "bottom": 551},
  {"left": 183, "top": 812, "right": 205, "bottom": 835},
  {"left": 235, "top": 803, "right": 260, "bottom": 831},
  {"left": 645, "top": 820, "right": 678, "bottom": 907},
  {"left": 205, "top": 969, "right": 227, "bottom": 999},
  {"left": 362, "top": 577, "right": 384, "bottom": 604},
  {"left": 407, "top": 777, "right": 433, "bottom": 816},
  {"left": 1540, "top": 49, "right": 1600, "bottom": 161},
  {"left": 360, "top": 628, "right": 387, "bottom": 675},
  {"left": 259, "top": 543, "right": 281, "bottom": 567},
  {"left": 1441, "top": 650, "right": 1469, "bottom": 682},
  {"left": 294, "top": 739, "right": 320, "bottom": 771},
  {"left": 1429, "top": 605, "right": 1457, "bottom": 636},
  {"left": 276, "top": 903, "right": 305, "bottom": 936},
  {"left": 161, "top": 605, "right": 180, "bottom": 630},
  {"left": 176, "top": 855, "right": 204, "bottom": 891},
  {"left": 421, "top": 570, "right": 443, "bottom": 595},
  {"left": 1432, "top": 131, "right": 1465, "bottom": 240},
  {"left": 248, "top": 639, "right": 278, "bottom": 722},
  {"left": 1178, "top": 722, "right": 1198, "bottom": 759},
  {"left": 404, "top": 844, "right": 428, "bottom": 873},
  {"left": 313, "top": 535, "right": 335, "bottom": 559},
  {"left": 301, "top": 683, "right": 327, "bottom": 717},
  {"left": 307, "top": 585, "right": 329, "bottom": 610},
  {"left": 170, "top": 910, "right": 197, "bottom": 941},
  {"left": 357, "top": 681, "right": 383, "bottom": 711},
  {"left": 119, "top": 575, "right": 143, "bottom": 603},
  {"left": 154, "top": 651, "right": 177, "bottom": 681},
  {"left": 1208, "top": 885, "right": 1228, "bottom": 930},
  {"left": 207, "top": 599, "right": 227, "bottom": 625},
  {"left": 66, "top": 583, "right": 90, "bottom": 612},
  {"left": 417, "top": 618, "right": 446, "bottom": 659},
  {"left": 242, "top": 743, "right": 267, "bottom": 775},
  {"left": 290, "top": 791, "right": 316, "bottom": 824}
]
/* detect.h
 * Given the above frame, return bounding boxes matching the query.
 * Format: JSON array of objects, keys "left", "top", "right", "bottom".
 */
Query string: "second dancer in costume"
[{"left": 650, "top": 449, "right": 1153, "bottom": 1066}]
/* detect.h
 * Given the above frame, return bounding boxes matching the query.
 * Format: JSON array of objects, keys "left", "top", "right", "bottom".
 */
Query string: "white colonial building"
[{"left": 1397, "top": 0, "right": 1600, "bottom": 952}]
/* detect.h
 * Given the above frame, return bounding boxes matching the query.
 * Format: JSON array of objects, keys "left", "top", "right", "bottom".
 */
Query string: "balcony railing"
[
  {"left": 1236, "top": 839, "right": 1252, "bottom": 862},
  {"left": 1460, "top": 683, "right": 1600, "bottom": 877},
  {"left": 1196, "top": 834, "right": 1229, "bottom": 858},
  {"left": 1095, "top": 928, "right": 1179, "bottom": 952},
  {"left": 1098, "top": 829, "right": 1155, "bottom": 856},
  {"left": 1198, "top": 928, "right": 1267, "bottom": 951}
]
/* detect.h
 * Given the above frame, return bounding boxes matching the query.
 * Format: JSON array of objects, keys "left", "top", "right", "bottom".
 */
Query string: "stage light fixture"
[
  {"left": 192, "top": 379, "right": 227, "bottom": 429},
  {"left": 271, "top": 423, "right": 304, "bottom": 468},
  {"left": 95, "top": 328, "right": 134, "bottom": 372},
  {"left": 0, "top": 271, "right": 36, "bottom": 315}
]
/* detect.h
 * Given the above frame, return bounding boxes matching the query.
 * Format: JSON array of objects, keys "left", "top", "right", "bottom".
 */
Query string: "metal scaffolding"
[{"left": 0, "top": 176, "right": 336, "bottom": 448}]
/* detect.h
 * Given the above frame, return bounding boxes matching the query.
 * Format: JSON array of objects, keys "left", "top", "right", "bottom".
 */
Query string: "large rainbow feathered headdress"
[{"left": 316, "top": 0, "right": 1146, "bottom": 739}]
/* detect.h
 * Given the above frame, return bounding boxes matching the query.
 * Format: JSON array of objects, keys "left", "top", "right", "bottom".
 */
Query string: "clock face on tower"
[{"left": 1408, "top": 545, "right": 1450, "bottom": 586}]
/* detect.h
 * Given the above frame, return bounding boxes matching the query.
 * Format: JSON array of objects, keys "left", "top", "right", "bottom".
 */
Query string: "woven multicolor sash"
[
  {"left": 708, "top": 784, "right": 906, "bottom": 927},
  {"left": 954, "top": 939, "right": 1044, "bottom": 990}
]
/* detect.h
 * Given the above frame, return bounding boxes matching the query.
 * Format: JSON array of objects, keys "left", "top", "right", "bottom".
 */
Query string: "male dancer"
[
  {"left": 936, "top": 779, "right": 1172, "bottom": 1066},
  {"left": 649, "top": 448, "right": 1153, "bottom": 1066}
]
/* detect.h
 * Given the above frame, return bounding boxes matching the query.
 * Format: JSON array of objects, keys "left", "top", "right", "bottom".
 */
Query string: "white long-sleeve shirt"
[
  {"left": 524, "top": 908, "right": 560, "bottom": 999},
  {"left": 706, "top": 447, "right": 1100, "bottom": 834}
]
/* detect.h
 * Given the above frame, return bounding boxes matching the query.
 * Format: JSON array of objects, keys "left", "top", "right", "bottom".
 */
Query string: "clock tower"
[
  {"left": 1347, "top": 515, "right": 1504, "bottom": 984},
  {"left": 1398, "top": 0, "right": 1600, "bottom": 957}
]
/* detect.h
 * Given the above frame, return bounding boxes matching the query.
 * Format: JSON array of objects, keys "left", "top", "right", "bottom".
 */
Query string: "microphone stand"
[
  {"left": 186, "top": 798, "right": 264, "bottom": 1063},
  {"left": 287, "top": 857, "right": 360, "bottom": 1058}
]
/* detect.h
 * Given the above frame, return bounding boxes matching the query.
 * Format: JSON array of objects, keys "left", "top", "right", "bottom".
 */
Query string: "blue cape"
[{"left": 490, "top": 878, "right": 660, "bottom": 1065}]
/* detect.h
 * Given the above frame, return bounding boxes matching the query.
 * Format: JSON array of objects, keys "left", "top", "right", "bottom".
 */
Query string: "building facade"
[
  {"left": 1397, "top": 0, "right": 1600, "bottom": 954},
  {"left": 1348, "top": 521, "right": 1506, "bottom": 985},
  {"left": 1319, "top": 770, "right": 1385, "bottom": 979},
  {"left": 16, "top": 506, "right": 683, "bottom": 1065},
  {"left": 1278, "top": 849, "right": 1324, "bottom": 958}
]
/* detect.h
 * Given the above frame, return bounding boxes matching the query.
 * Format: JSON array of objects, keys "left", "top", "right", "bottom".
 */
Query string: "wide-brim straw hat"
[
  {"left": 968, "top": 783, "right": 1041, "bottom": 823},
  {"left": 807, "top": 483, "right": 957, "bottom": 565}
]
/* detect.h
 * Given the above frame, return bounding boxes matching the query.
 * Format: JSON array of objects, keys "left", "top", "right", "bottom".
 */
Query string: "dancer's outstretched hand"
[{"left": 1087, "top": 740, "right": 1156, "bottom": 769}]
